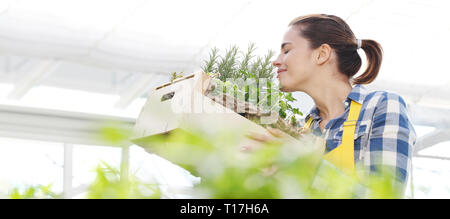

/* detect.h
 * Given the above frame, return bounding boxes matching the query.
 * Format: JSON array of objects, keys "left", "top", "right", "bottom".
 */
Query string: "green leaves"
[
  {"left": 87, "top": 161, "right": 160, "bottom": 199},
  {"left": 239, "top": 43, "right": 256, "bottom": 78},
  {"left": 98, "top": 121, "right": 133, "bottom": 146},
  {"left": 284, "top": 93, "right": 296, "bottom": 102},
  {"left": 138, "top": 126, "right": 288, "bottom": 199},
  {"left": 9, "top": 184, "right": 60, "bottom": 199},
  {"left": 201, "top": 44, "right": 303, "bottom": 134},
  {"left": 170, "top": 71, "right": 184, "bottom": 82},
  {"left": 202, "top": 47, "right": 219, "bottom": 74},
  {"left": 135, "top": 122, "right": 401, "bottom": 199},
  {"left": 201, "top": 43, "right": 276, "bottom": 81},
  {"left": 292, "top": 108, "right": 301, "bottom": 115},
  {"left": 277, "top": 93, "right": 302, "bottom": 126},
  {"left": 217, "top": 45, "right": 240, "bottom": 81}
]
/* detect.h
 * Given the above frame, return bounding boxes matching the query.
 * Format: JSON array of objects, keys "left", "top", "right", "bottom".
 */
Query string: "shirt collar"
[
  {"left": 305, "top": 84, "right": 368, "bottom": 122},
  {"left": 346, "top": 84, "right": 368, "bottom": 104}
]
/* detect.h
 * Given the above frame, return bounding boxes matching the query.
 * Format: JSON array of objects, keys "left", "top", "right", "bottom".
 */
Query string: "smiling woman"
[
  {"left": 274, "top": 14, "right": 382, "bottom": 93},
  {"left": 271, "top": 14, "right": 416, "bottom": 196}
]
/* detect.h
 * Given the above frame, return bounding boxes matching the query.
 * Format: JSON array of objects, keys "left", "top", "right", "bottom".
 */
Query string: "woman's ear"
[{"left": 315, "top": 44, "right": 332, "bottom": 65}]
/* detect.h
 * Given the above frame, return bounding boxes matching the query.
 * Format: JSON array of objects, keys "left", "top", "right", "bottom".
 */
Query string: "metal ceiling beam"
[
  {"left": 368, "top": 80, "right": 450, "bottom": 107},
  {"left": 414, "top": 154, "right": 450, "bottom": 161},
  {"left": 0, "top": 104, "right": 135, "bottom": 146},
  {"left": 367, "top": 80, "right": 450, "bottom": 129},
  {"left": 7, "top": 59, "right": 60, "bottom": 100},
  {"left": 409, "top": 105, "right": 450, "bottom": 129},
  {"left": 414, "top": 129, "right": 450, "bottom": 154}
]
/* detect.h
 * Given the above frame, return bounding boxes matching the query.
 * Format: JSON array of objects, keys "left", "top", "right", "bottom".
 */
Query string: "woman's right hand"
[
  {"left": 241, "top": 126, "right": 289, "bottom": 153},
  {"left": 241, "top": 126, "right": 326, "bottom": 175}
]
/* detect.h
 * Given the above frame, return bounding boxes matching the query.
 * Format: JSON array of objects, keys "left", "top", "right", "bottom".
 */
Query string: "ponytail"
[{"left": 353, "top": 39, "right": 383, "bottom": 84}]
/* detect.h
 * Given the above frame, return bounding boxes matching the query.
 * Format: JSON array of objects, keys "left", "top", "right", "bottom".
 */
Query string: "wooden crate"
[{"left": 131, "top": 71, "right": 298, "bottom": 152}]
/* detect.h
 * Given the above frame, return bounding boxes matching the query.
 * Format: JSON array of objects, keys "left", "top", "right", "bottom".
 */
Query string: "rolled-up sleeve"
[{"left": 367, "top": 92, "right": 416, "bottom": 184}]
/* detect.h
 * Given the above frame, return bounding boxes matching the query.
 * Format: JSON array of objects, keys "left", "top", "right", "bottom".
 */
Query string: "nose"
[{"left": 272, "top": 55, "right": 282, "bottom": 68}]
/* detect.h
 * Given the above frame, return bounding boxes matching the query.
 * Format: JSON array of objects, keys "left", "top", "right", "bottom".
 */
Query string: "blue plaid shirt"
[{"left": 305, "top": 84, "right": 416, "bottom": 185}]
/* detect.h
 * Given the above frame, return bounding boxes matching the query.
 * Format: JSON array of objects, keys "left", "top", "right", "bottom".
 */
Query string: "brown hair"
[{"left": 289, "top": 14, "right": 383, "bottom": 84}]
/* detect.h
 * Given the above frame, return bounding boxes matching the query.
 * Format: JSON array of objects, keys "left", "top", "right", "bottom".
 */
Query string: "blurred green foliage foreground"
[
  {"left": 132, "top": 119, "right": 402, "bottom": 199},
  {"left": 8, "top": 161, "right": 161, "bottom": 199},
  {"left": 9, "top": 121, "right": 403, "bottom": 199}
]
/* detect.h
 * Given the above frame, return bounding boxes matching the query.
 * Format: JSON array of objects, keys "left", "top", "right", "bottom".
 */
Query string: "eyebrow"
[{"left": 281, "top": 42, "right": 292, "bottom": 50}]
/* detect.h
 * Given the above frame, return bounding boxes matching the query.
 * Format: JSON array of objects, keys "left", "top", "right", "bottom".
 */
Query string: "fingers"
[
  {"left": 266, "top": 127, "right": 284, "bottom": 138},
  {"left": 245, "top": 127, "right": 288, "bottom": 142},
  {"left": 242, "top": 128, "right": 288, "bottom": 153},
  {"left": 245, "top": 132, "right": 272, "bottom": 142}
]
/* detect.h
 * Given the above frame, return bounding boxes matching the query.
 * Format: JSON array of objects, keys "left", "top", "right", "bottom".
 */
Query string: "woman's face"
[{"left": 273, "top": 26, "right": 316, "bottom": 92}]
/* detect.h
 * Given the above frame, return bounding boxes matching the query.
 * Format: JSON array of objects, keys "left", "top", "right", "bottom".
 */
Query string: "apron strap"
[
  {"left": 303, "top": 101, "right": 363, "bottom": 175},
  {"left": 303, "top": 115, "right": 314, "bottom": 130},
  {"left": 323, "top": 100, "right": 362, "bottom": 175}
]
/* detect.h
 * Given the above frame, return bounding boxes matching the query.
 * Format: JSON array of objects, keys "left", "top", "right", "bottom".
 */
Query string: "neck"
[{"left": 304, "top": 78, "right": 353, "bottom": 121}]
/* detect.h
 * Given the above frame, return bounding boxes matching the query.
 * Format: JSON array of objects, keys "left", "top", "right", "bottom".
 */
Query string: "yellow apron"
[{"left": 304, "top": 100, "right": 362, "bottom": 176}]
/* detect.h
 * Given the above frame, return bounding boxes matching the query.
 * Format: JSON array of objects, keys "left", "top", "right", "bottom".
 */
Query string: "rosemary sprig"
[
  {"left": 201, "top": 43, "right": 304, "bottom": 133},
  {"left": 202, "top": 47, "right": 219, "bottom": 74},
  {"left": 258, "top": 50, "right": 275, "bottom": 79},
  {"left": 217, "top": 45, "right": 239, "bottom": 81},
  {"left": 239, "top": 42, "right": 256, "bottom": 79}
]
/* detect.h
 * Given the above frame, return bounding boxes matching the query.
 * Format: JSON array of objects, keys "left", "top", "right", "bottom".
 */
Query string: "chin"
[
  {"left": 278, "top": 78, "right": 295, "bottom": 92},
  {"left": 279, "top": 85, "right": 294, "bottom": 92}
]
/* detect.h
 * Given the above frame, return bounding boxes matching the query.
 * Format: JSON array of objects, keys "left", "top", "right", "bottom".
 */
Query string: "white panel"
[
  {"left": 7, "top": 59, "right": 60, "bottom": 99},
  {"left": 114, "top": 73, "right": 166, "bottom": 109},
  {"left": 0, "top": 104, "right": 135, "bottom": 146}
]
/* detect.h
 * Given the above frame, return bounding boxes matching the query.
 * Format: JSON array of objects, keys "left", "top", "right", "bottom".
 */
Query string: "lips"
[{"left": 277, "top": 69, "right": 286, "bottom": 78}]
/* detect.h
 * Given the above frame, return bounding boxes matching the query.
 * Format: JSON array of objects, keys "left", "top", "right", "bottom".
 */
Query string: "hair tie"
[{"left": 356, "top": 39, "right": 362, "bottom": 50}]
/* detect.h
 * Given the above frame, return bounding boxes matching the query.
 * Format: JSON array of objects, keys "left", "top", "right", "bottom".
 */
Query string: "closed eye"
[{"left": 284, "top": 50, "right": 290, "bottom": 54}]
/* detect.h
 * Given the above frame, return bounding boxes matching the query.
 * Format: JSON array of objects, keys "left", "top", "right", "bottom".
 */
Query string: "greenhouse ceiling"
[{"left": 0, "top": 0, "right": 449, "bottom": 147}]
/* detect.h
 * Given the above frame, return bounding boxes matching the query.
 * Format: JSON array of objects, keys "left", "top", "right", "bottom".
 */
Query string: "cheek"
[
  {"left": 289, "top": 53, "right": 313, "bottom": 76},
  {"left": 285, "top": 51, "right": 302, "bottom": 68},
  {"left": 284, "top": 57, "right": 311, "bottom": 85},
  {"left": 285, "top": 54, "right": 303, "bottom": 76}
]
